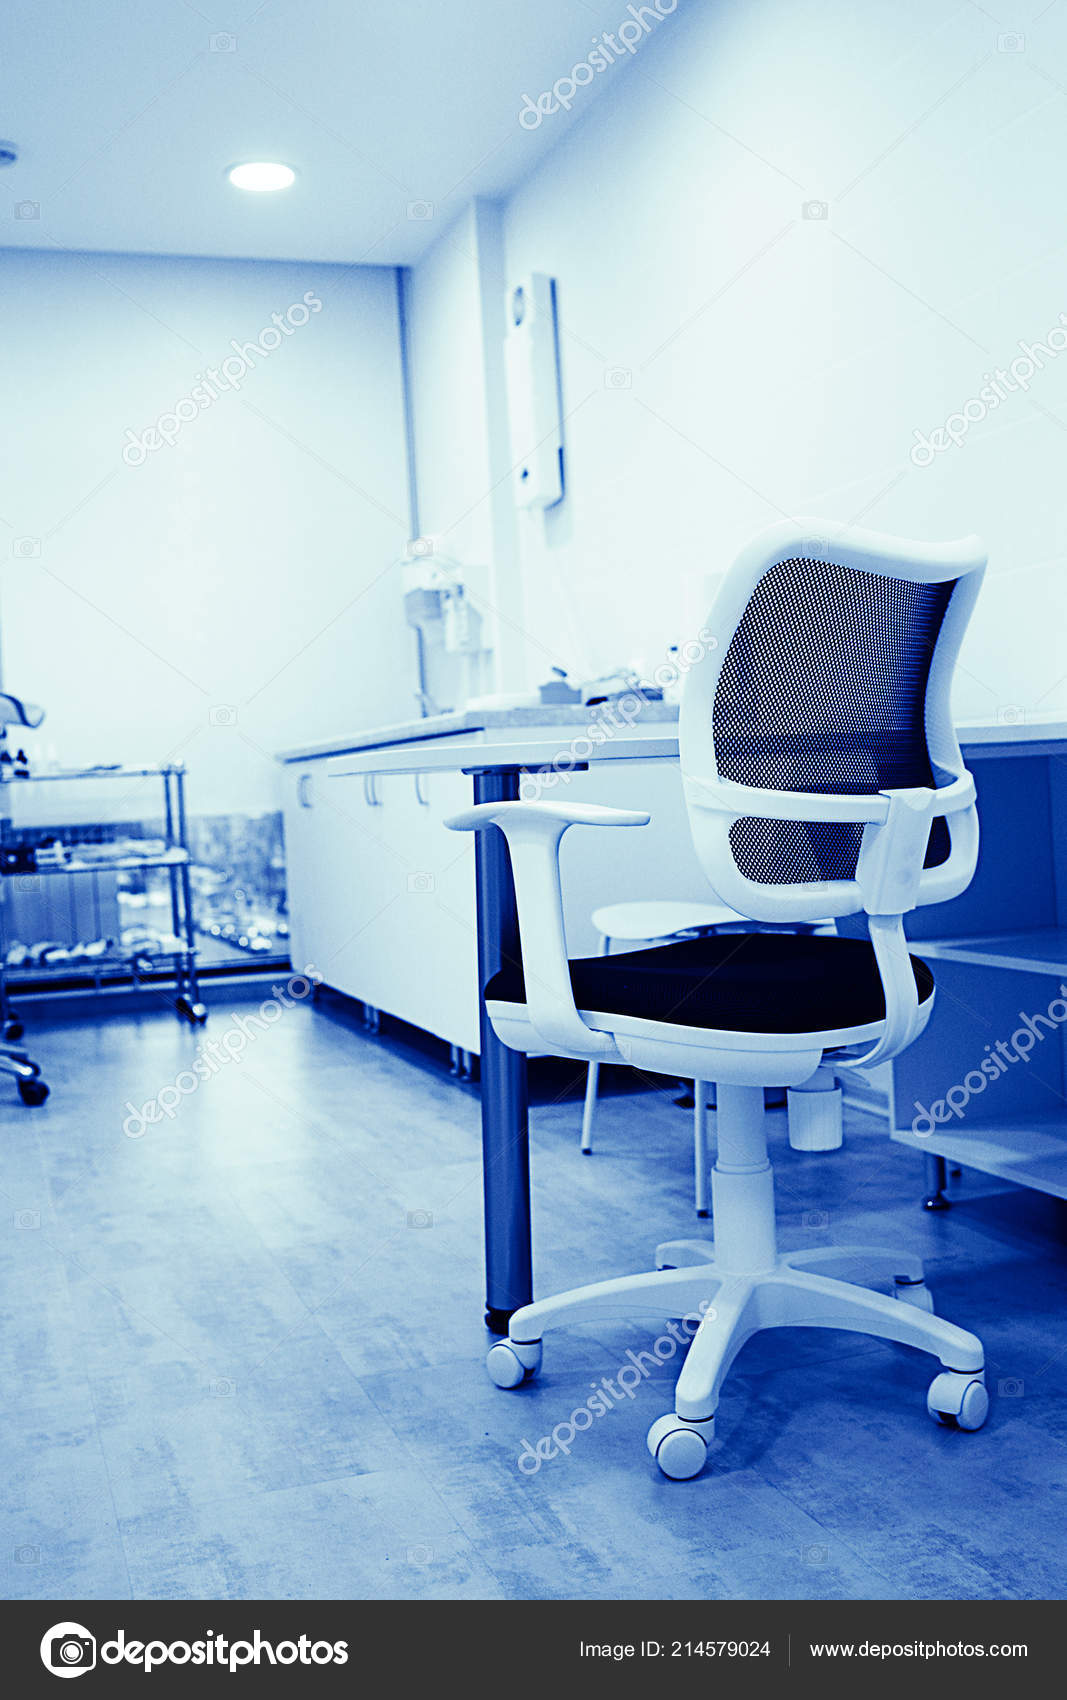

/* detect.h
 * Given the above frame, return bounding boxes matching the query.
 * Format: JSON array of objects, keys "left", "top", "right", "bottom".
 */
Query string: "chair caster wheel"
[
  {"left": 4, "top": 1018, "right": 24, "bottom": 1042},
  {"left": 894, "top": 1279, "right": 935, "bottom": 1313},
  {"left": 486, "top": 1339, "right": 542, "bottom": 1388},
  {"left": 928, "top": 1370, "right": 988, "bottom": 1430},
  {"left": 646, "top": 1413, "right": 711, "bottom": 1479},
  {"left": 176, "top": 996, "right": 208, "bottom": 1025},
  {"left": 17, "top": 1078, "right": 49, "bottom": 1106}
]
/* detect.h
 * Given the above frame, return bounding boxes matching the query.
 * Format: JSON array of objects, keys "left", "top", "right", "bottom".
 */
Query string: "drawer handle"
[
  {"left": 297, "top": 773, "right": 314, "bottom": 808},
  {"left": 363, "top": 773, "right": 382, "bottom": 807},
  {"left": 413, "top": 773, "right": 430, "bottom": 807}
]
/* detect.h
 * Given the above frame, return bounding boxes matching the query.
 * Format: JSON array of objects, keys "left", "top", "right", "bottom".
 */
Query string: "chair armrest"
[
  {"left": 446, "top": 800, "right": 652, "bottom": 832},
  {"left": 854, "top": 786, "right": 934, "bottom": 915},
  {"left": 843, "top": 780, "right": 975, "bottom": 1061},
  {"left": 833, "top": 913, "right": 927, "bottom": 1070},
  {"left": 445, "top": 801, "right": 650, "bottom": 1056}
]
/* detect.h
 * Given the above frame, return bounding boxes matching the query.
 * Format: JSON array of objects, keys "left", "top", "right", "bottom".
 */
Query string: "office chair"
[{"left": 448, "top": 519, "right": 987, "bottom": 1479}]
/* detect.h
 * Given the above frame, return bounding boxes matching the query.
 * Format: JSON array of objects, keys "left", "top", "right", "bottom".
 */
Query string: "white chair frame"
[{"left": 448, "top": 519, "right": 989, "bottom": 1478}]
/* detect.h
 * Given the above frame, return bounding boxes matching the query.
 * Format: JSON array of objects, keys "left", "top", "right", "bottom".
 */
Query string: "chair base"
[
  {"left": 490, "top": 1240, "right": 987, "bottom": 1475},
  {"left": 490, "top": 1082, "right": 989, "bottom": 1477}
]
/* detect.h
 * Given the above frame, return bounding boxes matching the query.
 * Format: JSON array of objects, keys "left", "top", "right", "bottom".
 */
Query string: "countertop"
[
  {"left": 277, "top": 698, "right": 678, "bottom": 763},
  {"left": 279, "top": 704, "right": 1067, "bottom": 766},
  {"left": 955, "top": 713, "right": 1067, "bottom": 749}
]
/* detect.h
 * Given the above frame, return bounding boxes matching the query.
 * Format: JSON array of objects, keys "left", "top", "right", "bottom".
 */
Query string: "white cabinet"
[
  {"left": 282, "top": 760, "right": 481, "bottom": 1050},
  {"left": 281, "top": 749, "right": 708, "bottom": 1055},
  {"left": 345, "top": 768, "right": 481, "bottom": 1050}
]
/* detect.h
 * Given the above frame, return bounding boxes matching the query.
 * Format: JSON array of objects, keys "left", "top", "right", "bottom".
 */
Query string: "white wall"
[
  {"left": 9, "top": 0, "right": 1064, "bottom": 795},
  {"left": 492, "top": 0, "right": 1067, "bottom": 721},
  {"left": 0, "top": 250, "right": 412, "bottom": 815}
]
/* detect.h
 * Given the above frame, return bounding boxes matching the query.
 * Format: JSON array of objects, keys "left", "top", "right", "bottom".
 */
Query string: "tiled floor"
[{"left": 2, "top": 989, "right": 1066, "bottom": 1600}]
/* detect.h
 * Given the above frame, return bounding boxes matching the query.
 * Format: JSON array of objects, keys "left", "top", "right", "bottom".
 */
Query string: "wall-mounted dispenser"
[
  {"left": 400, "top": 544, "right": 489, "bottom": 714},
  {"left": 504, "top": 272, "right": 564, "bottom": 509}
]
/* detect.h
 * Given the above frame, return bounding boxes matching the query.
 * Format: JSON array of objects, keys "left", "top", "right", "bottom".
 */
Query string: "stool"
[
  {"left": 580, "top": 901, "right": 843, "bottom": 1215},
  {"left": 580, "top": 901, "right": 752, "bottom": 1215}
]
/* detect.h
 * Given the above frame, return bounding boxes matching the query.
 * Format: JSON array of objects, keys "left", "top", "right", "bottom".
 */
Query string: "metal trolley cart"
[
  {"left": 0, "top": 1043, "right": 48, "bottom": 1105},
  {"left": 0, "top": 764, "right": 208, "bottom": 1099}
]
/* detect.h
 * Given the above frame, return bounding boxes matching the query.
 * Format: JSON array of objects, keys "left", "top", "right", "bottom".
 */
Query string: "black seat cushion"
[{"left": 485, "top": 932, "right": 933, "bottom": 1036}]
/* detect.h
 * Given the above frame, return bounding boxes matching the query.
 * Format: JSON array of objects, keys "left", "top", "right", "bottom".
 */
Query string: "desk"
[{"left": 331, "top": 726, "right": 680, "bottom": 1333}]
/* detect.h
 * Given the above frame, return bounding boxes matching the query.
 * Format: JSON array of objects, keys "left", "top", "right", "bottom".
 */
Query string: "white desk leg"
[
  {"left": 694, "top": 1079, "right": 710, "bottom": 1217},
  {"left": 580, "top": 1062, "right": 599, "bottom": 1153},
  {"left": 579, "top": 935, "right": 611, "bottom": 1155}
]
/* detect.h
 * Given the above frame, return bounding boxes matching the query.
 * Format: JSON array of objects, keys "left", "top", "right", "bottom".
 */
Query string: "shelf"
[
  {"left": 0, "top": 765, "right": 180, "bottom": 784},
  {"left": 917, "top": 928, "right": 1067, "bottom": 976},
  {"left": 893, "top": 1116, "right": 1067, "bottom": 1200},
  {"left": 3, "top": 847, "right": 189, "bottom": 878},
  {"left": 0, "top": 762, "right": 204, "bottom": 1017},
  {"left": 9, "top": 948, "right": 196, "bottom": 976}
]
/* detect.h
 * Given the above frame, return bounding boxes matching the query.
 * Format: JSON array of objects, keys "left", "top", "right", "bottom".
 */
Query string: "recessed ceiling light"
[{"left": 227, "top": 161, "right": 295, "bottom": 192}]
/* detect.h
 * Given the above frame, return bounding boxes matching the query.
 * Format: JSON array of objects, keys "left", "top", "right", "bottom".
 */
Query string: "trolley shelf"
[
  {"left": 8, "top": 949, "right": 198, "bottom": 975},
  {"left": 3, "top": 847, "right": 190, "bottom": 878},
  {"left": 0, "top": 762, "right": 207, "bottom": 1028},
  {"left": 0, "top": 765, "right": 165, "bottom": 784}
]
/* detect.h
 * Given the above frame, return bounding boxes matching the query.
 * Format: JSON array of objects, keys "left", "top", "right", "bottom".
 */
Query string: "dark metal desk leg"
[
  {"left": 473, "top": 768, "right": 531, "bottom": 1335},
  {"left": 922, "top": 1152, "right": 950, "bottom": 1211}
]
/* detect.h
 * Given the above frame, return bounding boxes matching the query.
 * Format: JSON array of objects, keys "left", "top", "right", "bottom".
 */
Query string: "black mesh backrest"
[{"left": 713, "top": 556, "right": 955, "bottom": 885}]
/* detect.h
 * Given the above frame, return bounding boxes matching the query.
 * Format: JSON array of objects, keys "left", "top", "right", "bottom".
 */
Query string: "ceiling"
[{"left": 0, "top": 0, "right": 650, "bottom": 266}]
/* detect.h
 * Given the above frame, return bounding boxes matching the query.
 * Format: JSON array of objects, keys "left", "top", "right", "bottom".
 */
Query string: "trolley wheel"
[
  {"left": 3, "top": 1018, "right": 24, "bottom": 1042},
  {"left": 175, "top": 996, "right": 208, "bottom": 1025},
  {"left": 17, "top": 1078, "right": 49, "bottom": 1106}
]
